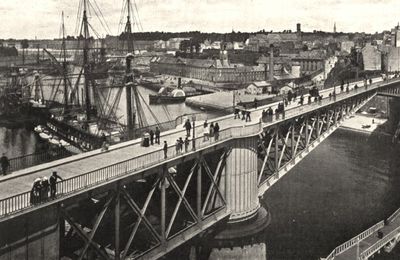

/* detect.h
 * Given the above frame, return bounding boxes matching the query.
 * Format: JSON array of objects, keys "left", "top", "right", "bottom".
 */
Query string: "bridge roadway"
[
  {"left": 0, "top": 76, "right": 394, "bottom": 215},
  {"left": 324, "top": 208, "right": 400, "bottom": 260}
]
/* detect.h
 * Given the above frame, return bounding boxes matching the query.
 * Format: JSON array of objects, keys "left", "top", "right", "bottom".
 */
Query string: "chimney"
[
  {"left": 178, "top": 77, "right": 182, "bottom": 88},
  {"left": 297, "top": 23, "right": 301, "bottom": 33},
  {"left": 269, "top": 45, "right": 274, "bottom": 81}
]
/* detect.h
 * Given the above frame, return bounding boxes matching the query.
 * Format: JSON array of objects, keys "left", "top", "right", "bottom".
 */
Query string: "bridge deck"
[{"left": 0, "top": 77, "right": 392, "bottom": 211}]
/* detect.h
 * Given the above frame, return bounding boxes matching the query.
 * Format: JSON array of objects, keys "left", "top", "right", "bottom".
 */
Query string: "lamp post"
[{"left": 192, "top": 115, "right": 196, "bottom": 151}]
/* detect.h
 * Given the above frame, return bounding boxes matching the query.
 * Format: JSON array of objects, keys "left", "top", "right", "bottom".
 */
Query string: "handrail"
[
  {"left": 388, "top": 207, "right": 400, "bottom": 223},
  {"left": 359, "top": 225, "right": 400, "bottom": 259},
  {"left": 0, "top": 120, "right": 262, "bottom": 217},
  {"left": 8, "top": 147, "right": 70, "bottom": 173}
]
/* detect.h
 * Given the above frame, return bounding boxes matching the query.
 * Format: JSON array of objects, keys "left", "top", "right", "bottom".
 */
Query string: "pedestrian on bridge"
[
  {"left": 0, "top": 153, "right": 10, "bottom": 176},
  {"left": 155, "top": 127, "right": 161, "bottom": 145},
  {"left": 246, "top": 111, "right": 251, "bottom": 122},
  {"left": 308, "top": 96, "right": 312, "bottom": 104},
  {"left": 184, "top": 119, "right": 192, "bottom": 137},
  {"left": 163, "top": 141, "right": 168, "bottom": 159},
  {"left": 149, "top": 129, "right": 155, "bottom": 145},
  {"left": 184, "top": 137, "right": 190, "bottom": 152},
  {"left": 234, "top": 107, "right": 240, "bottom": 119},
  {"left": 30, "top": 178, "right": 42, "bottom": 204},
  {"left": 299, "top": 95, "right": 304, "bottom": 106},
  {"left": 254, "top": 98, "right": 258, "bottom": 109},
  {"left": 214, "top": 123, "right": 220, "bottom": 141},
  {"left": 175, "top": 139, "right": 181, "bottom": 154},
  {"left": 346, "top": 85, "right": 349, "bottom": 93},
  {"left": 369, "top": 78, "right": 373, "bottom": 85},
  {"left": 41, "top": 177, "right": 50, "bottom": 202},
  {"left": 209, "top": 122, "right": 215, "bottom": 139},
  {"left": 50, "top": 171, "right": 63, "bottom": 199},
  {"left": 203, "top": 120, "right": 209, "bottom": 141}
]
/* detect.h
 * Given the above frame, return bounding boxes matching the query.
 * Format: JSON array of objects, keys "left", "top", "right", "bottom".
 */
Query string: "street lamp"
[{"left": 192, "top": 115, "right": 196, "bottom": 151}]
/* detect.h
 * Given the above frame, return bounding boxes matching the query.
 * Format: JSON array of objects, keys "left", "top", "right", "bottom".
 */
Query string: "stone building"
[{"left": 362, "top": 44, "right": 382, "bottom": 71}]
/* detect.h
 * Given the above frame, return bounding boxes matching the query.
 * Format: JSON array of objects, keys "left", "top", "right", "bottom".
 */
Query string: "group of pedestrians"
[
  {"left": 148, "top": 127, "right": 161, "bottom": 146},
  {"left": 30, "top": 171, "right": 63, "bottom": 204},
  {"left": 203, "top": 120, "right": 220, "bottom": 141},
  {"left": 233, "top": 106, "right": 251, "bottom": 122}
]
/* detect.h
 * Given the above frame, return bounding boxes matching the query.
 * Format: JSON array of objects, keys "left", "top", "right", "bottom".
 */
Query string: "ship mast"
[
  {"left": 61, "top": 11, "right": 69, "bottom": 113},
  {"left": 124, "top": 0, "right": 134, "bottom": 53},
  {"left": 81, "top": 0, "right": 92, "bottom": 121},
  {"left": 124, "top": 0, "right": 135, "bottom": 139}
]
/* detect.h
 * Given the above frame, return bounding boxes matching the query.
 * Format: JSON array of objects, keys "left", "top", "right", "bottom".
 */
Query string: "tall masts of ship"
[
  {"left": 81, "top": 0, "right": 92, "bottom": 121},
  {"left": 124, "top": 0, "right": 134, "bottom": 53},
  {"left": 125, "top": 54, "right": 135, "bottom": 139},
  {"left": 61, "top": 11, "right": 69, "bottom": 113}
]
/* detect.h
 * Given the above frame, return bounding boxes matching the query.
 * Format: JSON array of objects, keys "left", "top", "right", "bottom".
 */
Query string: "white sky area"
[{"left": 0, "top": 0, "right": 400, "bottom": 39}]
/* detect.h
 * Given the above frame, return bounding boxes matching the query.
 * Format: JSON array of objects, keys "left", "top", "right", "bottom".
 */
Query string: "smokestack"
[
  {"left": 178, "top": 77, "right": 182, "bottom": 88},
  {"left": 269, "top": 45, "right": 274, "bottom": 81}
]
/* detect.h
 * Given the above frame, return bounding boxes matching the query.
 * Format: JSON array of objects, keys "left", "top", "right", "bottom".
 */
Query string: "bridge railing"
[
  {"left": 387, "top": 208, "right": 400, "bottom": 223},
  {"left": 323, "top": 221, "right": 385, "bottom": 260},
  {"left": 359, "top": 224, "right": 400, "bottom": 260},
  {"left": 8, "top": 147, "right": 71, "bottom": 173},
  {"left": 0, "top": 120, "right": 262, "bottom": 218}
]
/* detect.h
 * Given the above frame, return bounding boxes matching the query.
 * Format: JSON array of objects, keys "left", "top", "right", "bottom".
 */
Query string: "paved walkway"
[{"left": 0, "top": 77, "right": 389, "bottom": 202}]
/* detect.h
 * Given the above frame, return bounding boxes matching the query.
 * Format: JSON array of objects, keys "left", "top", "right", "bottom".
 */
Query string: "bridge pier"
[
  {"left": 0, "top": 205, "right": 60, "bottom": 260},
  {"left": 193, "top": 137, "right": 271, "bottom": 260}
]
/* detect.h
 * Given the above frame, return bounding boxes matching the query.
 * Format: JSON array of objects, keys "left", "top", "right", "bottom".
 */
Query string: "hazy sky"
[{"left": 1, "top": 0, "right": 400, "bottom": 39}]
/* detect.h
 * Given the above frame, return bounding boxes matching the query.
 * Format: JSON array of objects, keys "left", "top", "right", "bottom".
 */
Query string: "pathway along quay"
[{"left": 0, "top": 76, "right": 399, "bottom": 259}]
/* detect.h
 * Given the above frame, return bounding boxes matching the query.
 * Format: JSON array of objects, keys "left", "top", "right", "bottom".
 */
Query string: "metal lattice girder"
[
  {"left": 257, "top": 92, "right": 375, "bottom": 194},
  {"left": 59, "top": 149, "right": 229, "bottom": 260},
  {"left": 60, "top": 204, "right": 111, "bottom": 260}
]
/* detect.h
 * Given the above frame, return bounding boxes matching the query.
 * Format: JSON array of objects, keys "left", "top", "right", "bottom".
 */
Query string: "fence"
[{"left": 8, "top": 147, "right": 71, "bottom": 173}]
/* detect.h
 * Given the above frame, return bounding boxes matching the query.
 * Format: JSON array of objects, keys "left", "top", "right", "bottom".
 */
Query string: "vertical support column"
[
  {"left": 115, "top": 187, "right": 120, "bottom": 260},
  {"left": 275, "top": 128, "right": 279, "bottom": 172},
  {"left": 160, "top": 166, "right": 167, "bottom": 246},
  {"left": 305, "top": 117, "right": 309, "bottom": 147},
  {"left": 197, "top": 156, "right": 202, "bottom": 219},
  {"left": 291, "top": 123, "right": 295, "bottom": 158}
]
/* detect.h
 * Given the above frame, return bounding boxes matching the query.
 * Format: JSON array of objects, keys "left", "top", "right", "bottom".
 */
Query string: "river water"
[{"left": 263, "top": 129, "right": 400, "bottom": 259}]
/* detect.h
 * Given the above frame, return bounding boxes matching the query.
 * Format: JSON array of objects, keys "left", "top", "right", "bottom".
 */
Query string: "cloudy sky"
[{"left": 0, "top": 0, "right": 399, "bottom": 39}]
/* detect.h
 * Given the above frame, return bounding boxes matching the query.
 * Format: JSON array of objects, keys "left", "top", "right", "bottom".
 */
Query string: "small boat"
[
  {"left": 59, "top": 139, "right": 70, "bottom": 147},
  {"left": 49, "top": 136, "right": 61, "bottom": 146},
  {"left": 34, "top": 125, "right": 44, "bottom": 133},
  {"left": 29, "top": 99, "right": 47, "bottom": 109},
  {"left": 149, "top": 88, "right": 186, "bottom": 104},
  {"left": 64, "top": 144, "right": 82, "bottom": 154},
  {"left": 362, "top": 124, "right": 371, "bottom": 129},
  {"left": 39, "top": 130, "right": 51, "bottom": 140}
]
